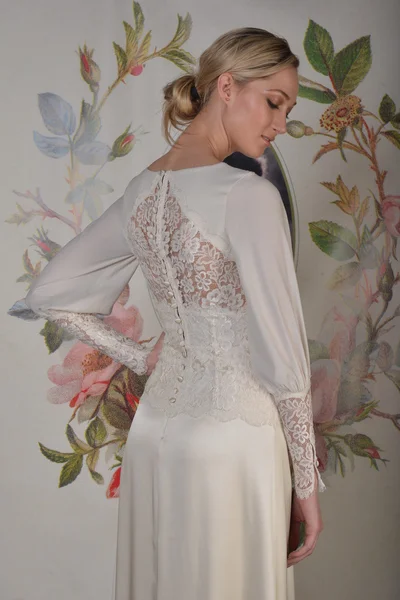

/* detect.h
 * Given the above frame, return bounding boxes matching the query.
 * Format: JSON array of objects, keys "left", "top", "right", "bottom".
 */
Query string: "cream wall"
[{"left": 1, "top": 1, "right": 399, "bottom": 599}]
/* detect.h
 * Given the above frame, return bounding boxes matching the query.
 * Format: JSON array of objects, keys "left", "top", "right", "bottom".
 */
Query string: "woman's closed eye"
[{"left": 267, "top": 98, "right": 291, "bottom": 119}]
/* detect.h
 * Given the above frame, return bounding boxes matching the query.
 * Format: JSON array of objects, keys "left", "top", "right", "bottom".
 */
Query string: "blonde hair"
[{"left": 162, "top": 27, "right": 299, "bottom": 144}]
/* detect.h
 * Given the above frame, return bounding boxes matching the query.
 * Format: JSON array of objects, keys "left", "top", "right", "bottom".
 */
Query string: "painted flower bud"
[
  {"left": 286, "top": 120, "right": 306, "bottom": 138},
  {"left": 377, "top": 260, "right": 395, "bottom": 302},
  {"left": 29, "top": 227, "right": 61, "bottom": 261},
  {"left": 110, "top": 127, "right": 135, "bottom": 159},
  {"left": 130, "top": 64, "right": 144, "bottom": 76},
  {"left": 344, "top": 433, "right": 381, "bottom": 460},
  {"left": 79, "top": 45, "right": 101, "bottom": 90}
]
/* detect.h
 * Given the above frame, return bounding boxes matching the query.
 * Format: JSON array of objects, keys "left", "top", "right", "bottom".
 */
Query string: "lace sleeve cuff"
[
  {"left": 37, "top": 308, "right": 149, "bottom": 376},
  {"left": 276, "top": 389, "right": 326, "bottom": 499}
]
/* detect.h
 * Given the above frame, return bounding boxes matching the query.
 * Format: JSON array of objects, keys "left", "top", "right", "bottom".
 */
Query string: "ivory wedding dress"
[{"left": 21, "top": 162, "right": 325, "bottom": 600}]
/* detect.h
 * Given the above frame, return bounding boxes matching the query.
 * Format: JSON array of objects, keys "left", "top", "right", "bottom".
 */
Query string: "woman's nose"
[{"left": 273, "top": 116, "right": 287, "bottom": 135}]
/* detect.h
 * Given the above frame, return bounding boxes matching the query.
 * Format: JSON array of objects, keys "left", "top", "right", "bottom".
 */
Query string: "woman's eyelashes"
[{"left": 267, "top": 98, "right": 291, "bottom": 120}]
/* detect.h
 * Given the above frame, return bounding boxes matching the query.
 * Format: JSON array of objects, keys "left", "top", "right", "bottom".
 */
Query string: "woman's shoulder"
[{"left": 226, "top": 168, "right": 283, "bottom": 213}]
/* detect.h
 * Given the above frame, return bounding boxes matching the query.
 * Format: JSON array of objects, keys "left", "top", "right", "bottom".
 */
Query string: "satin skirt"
[{"left": 113, "top": 402, "right": 295, "bottom": 600}]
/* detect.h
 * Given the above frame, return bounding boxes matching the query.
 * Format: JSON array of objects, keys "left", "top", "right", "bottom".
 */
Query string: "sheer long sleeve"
[
  {"left": 18, "top": 190, "right": 149, "bottom": 375},
  {"left": 226, "top": 173, "right": 325, "bottom": 499}
]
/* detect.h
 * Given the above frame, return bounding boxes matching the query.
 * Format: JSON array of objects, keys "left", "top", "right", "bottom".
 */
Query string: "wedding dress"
[{"left": 20, "top": 162, "right": 325, "bottom": 600}]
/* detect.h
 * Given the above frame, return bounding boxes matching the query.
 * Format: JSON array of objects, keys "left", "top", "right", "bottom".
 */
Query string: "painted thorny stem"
[
  {"left": 13, "top": 189, "right": 81, "bottom": 235},
  {"left": 371, "top": 408, "right": 400, "bottom": 431}
]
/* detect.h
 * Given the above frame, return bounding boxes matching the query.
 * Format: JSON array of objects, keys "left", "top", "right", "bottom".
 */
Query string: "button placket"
[{"left": 155, "top": 176, "right": 188, "bottom": 403}]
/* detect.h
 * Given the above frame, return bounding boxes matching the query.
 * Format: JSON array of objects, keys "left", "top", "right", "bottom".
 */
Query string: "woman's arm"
[
  {"left": 11, "top": 186, "right": 150, "bottom": 375},
  {"left": 226, "top": 173, "right": 325, "bottom": 499}
]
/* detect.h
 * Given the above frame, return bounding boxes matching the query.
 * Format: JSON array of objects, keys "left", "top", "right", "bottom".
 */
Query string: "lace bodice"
[{"left": 15, "top": 164, "right": 325, "bottom": 499}]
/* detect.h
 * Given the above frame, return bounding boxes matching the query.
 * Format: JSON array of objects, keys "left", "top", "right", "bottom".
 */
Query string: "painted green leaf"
[
  {"left": 123, "top": 21, "right": 138, "bottom": 59},
  {"left": 77, "top": 394, "right": 102, "bottom": 424},
  {"left": 59, "top": 454, "right": 83, "bottom": 488},
  {"left": 73, "top": 100, "right": 102, "bottom": 147},
  {"left": 385, "top": 125, "right": 400, "bottom": 146},
  {"left": 298, "top": 84, "right": 337, "bottom": 104},
  {"left": 328, "top": 261, "right": 362, "bottom": 291},
  {"left": 359, "top": 239, "right": 379, "bottom": 269},
  {"left": 66, "top": 424, "right": 92, "bottom": 454},
  {"left": 89, "top": 470, "right": 104, "bottom": 485},
  {"left": 332, "top": 36, "right": 372, "bottom": 95},
  {"left": 138, "top": 30, "right": 152, "bottom": 62},
  {"left": 308, "top": 339, "right": 330, "bottom": 363},
  {"left": 391, "top": 113, "right": 400, "bottom": 130},
  {"left": 313, "top": 142, "right": 339, "bottom": 163},
  {"left": 376, "top": 342, "right": 394, "bottom": 372},
  {"left": 39, "top": 320, "right": 66, "bottom": 354},
  {"left": 336, "top": 380, "right": 372, "bottom": 413},
  {"left": 382, "top": 130, "right": 400, "bottom": 149},
  {"left": 86, "top": 449, "right": 100, "bottom": 472},
  {"left": 39, "top": 443, "right": 74, "bottom": 464},
  {"left": 298, "top": 75, "right": 336, "bottom": 103},
  {"left": 379, "top": 94, "right": 396, "bottom": 123},
  {"left": 85, "top": 416, "right": 107, "bottom": 447},
  {"left": 309, "top": 220, "right": 358, "bottom": 260},
  {"left": 86, "top": 450, "right": 104, "bottom": 484},
  {"left": 6, "top": 203, "right": 34, "bottom": 226},
  {"left": 304, "top": 20, "right": 334, "bottom": 75},
  {"left": 133, "top": 1, "right": 145, "bottom": 39},
  {"left": 170, "top": 13, "right": 192, "bottom": 48},
  {"left": 162, "top": 48, "right": 196, "bottom": 72},
  {"left": 113, "top": 42, "right": 128, "bottom": 75},
  {"left": 343, "top": 341, "right": 378, "bottom": 381},
  {"left": 102, "top": 367, "right": 136, "bottom": 430}
]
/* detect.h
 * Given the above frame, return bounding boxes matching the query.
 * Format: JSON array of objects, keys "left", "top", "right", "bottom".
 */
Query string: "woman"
[{"left": 12, "top": 27, "right": 324, "bottom": 600}]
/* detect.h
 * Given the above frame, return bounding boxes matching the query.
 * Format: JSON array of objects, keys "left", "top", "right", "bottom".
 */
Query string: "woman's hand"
[
  {"left": 287, "top": 481, "right": 323, "bottom": 567},
  {"left": 146, "top": 332, "right": 165, "bottom": 375}
]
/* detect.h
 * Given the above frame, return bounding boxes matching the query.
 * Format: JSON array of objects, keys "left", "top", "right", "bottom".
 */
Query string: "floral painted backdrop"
[{"left": 8, "top": 8, "right": 399, "bottom": 497}]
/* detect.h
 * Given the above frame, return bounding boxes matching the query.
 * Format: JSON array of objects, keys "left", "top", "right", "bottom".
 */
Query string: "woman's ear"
[{"left": 217, "top": 72, "right": 235, "bottom": 104}]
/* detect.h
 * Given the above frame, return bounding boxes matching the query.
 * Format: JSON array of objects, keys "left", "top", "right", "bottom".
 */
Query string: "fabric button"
[
  {"left": 179, "top": 340, "right": 186, "bottom": 347},
  {"left": 177, "top": 376, "right": 184, "bottom": 382},
  {"left": 169, "top": 397, "right": 177, "bottom": 404},
  {"left": 177, "top": 328, "right": 183, "bottom": 334},
  {"left": 164, "top": 280, "right": 170, "bottom": 285},
  {"left": 174, "top": 388, "right": 179, "bottom": 394},
  {"left": 167, "top": 291, "right": 174, "bottom": 298},
  {"left": 175, "top": 318, "right": 182, "bottom": 324}
]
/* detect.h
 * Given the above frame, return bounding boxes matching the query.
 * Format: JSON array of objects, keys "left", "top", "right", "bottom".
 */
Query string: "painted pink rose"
[
  {"left": 311, "top": 358, "right": 341, "bottom": 473},
  {"left": 382, "top": 195, "right": 400, "bottom": 237},
  {"left": 311, "top": 358, "right": 341, "bottom": 424},
  {"left": 320, "top": 306, "right": 358, "bottom": 363},
  {"left": 47, "top": 303, "right": 144, "bottom": 407}
]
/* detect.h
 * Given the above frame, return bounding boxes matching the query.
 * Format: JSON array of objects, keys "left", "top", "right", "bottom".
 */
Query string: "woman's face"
[{"left": 220, "top": 66, "right": 299, "bottom": 158}]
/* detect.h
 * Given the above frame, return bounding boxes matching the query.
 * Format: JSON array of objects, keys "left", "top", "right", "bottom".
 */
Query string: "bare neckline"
[{"left": 146, "top": 162, "right": 225, "bottom": 174}]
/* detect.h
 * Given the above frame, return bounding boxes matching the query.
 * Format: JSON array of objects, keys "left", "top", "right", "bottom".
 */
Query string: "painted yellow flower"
[{"left": 320, "top": 95, "right": 362, "bottom": 132}]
